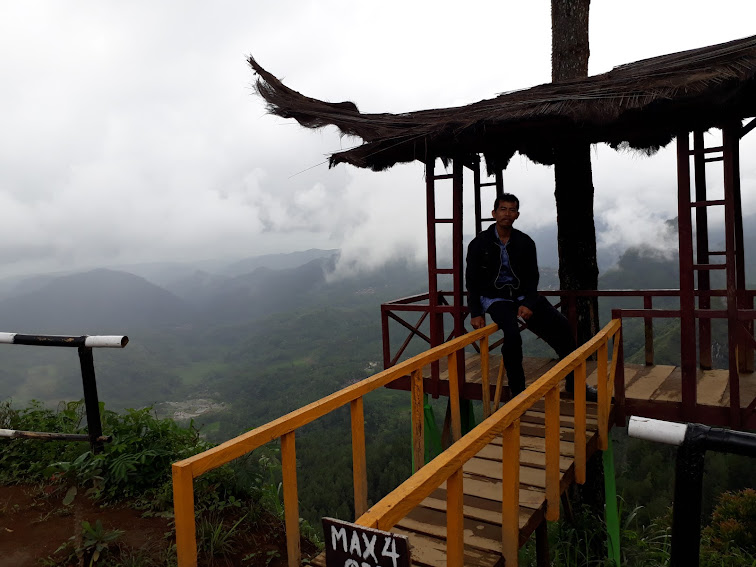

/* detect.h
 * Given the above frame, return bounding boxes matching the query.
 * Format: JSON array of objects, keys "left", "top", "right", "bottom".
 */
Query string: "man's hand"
[
  {"left": 517, "top": 305, "right": 533, "bottom": 320},
  {"left": 471, "top": 316, "right": 486, "bottom": 329}
]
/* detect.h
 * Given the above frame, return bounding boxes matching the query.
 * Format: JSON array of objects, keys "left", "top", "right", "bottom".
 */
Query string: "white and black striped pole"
[
  {"left": 0, "top": 333, "right": 128, "bottom": 453},
  {"left": 0, "top": 333, "right": 128, "bottom": 348},
  {"left": 629, "top": 416, "right": 756, "bottom": 567}
]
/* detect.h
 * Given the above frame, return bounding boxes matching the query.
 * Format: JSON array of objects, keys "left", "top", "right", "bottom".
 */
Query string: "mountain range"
[{"left": 0, "top": 250, "right": 428, "bottom": 336}]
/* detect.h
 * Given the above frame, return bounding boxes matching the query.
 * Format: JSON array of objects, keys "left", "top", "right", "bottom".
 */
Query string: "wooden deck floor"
[{"left": 437, "top": 353, "right": 756, "bottom": 411}]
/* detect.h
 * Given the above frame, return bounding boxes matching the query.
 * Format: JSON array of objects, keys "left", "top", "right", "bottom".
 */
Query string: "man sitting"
[{"left": 466, "top": 193, "right": 597, "bottom": 400}]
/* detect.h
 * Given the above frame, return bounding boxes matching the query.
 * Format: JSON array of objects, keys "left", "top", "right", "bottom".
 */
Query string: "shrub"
[
  {"left": 701, "top": 488, "right": 756, "bottom": 564},
  {"left": 0, "top": 400, "right": 89, "bottom": 483}
]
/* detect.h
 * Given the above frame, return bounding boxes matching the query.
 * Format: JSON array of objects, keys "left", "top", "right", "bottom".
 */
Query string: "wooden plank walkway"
[
  {"left": 392, "top": 401, "right": 601, "bottom": 566},
  {"left": 311, "top": 397, "right": 602, "bottom": 567}
]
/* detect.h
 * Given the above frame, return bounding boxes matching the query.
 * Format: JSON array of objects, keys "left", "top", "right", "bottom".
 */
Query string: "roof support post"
[
  {"left": 677, "top": 132, "right": 697, "bottom": 422},
  {"left": 425, "top": 158, "right": 442, "bottom": 396},
  {"left": 729, "top": 122, "right": 753, "bottom": 375},
  {"left": 723, "top": 124, "right": 743, "bottom": 428},
  {"left": 452, "top": 158, "right": 466, "bottom": 394},
  {"left": 693, "top": 130, "right": 712, "bottom": 370},
  {"left": 473, "top": 162, "right": 482, "bottom": 237}
]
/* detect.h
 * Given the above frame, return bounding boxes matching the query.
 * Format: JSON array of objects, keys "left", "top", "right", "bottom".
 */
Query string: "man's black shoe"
[
  {"left": 564, "top": 384, "right": 598, "bottom": 403},
  {"left": 584, "top": 385, "right": 598, "bottom": 403}
]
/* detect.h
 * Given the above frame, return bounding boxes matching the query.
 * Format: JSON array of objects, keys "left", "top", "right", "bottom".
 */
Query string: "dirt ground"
[
  {"left": 0, "top": 484, "right": 319, "bottom": 566},
  {"left": 0, "top": 484, "right": 171, "bottom": 566}
]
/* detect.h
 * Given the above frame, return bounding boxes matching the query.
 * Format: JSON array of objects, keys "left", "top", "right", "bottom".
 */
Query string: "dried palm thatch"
[{"left": 249, "top": 34, "right": 756, "bottom": 172}]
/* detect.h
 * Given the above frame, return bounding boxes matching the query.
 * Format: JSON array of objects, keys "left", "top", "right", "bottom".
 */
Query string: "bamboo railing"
[
  {"left": 354, "top": 318, "right": 621, "bottom": 567},
  {"left": 172, "top": 324, "right": 500, "bottom": 567}
]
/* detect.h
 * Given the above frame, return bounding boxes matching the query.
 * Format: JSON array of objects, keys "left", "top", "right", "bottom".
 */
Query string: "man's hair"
[{"left": 493, "top": 193, "right": 520, "bottom": 211}]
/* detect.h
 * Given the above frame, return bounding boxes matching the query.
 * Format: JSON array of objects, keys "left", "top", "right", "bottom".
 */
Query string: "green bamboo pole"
[{"left": 603, "top": 435, "right": 621, "bottom": 566}]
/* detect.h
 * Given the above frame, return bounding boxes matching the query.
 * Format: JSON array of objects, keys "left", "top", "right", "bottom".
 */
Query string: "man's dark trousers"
[{"left": 486, "top": 296, "right": 575, "bottom": 395}]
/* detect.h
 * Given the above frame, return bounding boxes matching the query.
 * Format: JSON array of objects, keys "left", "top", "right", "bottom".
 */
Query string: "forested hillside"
[{"left": 1, "top": 244, "right": 754, "bottom": 541}]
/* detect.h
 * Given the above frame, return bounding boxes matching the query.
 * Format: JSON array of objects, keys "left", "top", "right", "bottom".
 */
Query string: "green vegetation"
[
  {"left": 0, "top": 400, "right": 322, "bottom": 566},
  {"left": 517, "top": 492, "right": 756, "bottom": 566},
  {"left": 701, "top": 488, "right": 756, "bottom": 565},
  {"left": 53, "top": 520, "right": 125, "bottom": 567}
]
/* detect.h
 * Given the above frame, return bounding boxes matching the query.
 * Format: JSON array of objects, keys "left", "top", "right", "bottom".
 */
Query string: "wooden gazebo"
[{"left": 249, "top": 35, "right": 756, "bottom": 430}]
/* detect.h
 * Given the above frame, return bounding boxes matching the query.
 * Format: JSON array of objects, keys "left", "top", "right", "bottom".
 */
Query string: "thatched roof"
[{"left": 249, "top": 35, "right": 756, "bottom": 172}]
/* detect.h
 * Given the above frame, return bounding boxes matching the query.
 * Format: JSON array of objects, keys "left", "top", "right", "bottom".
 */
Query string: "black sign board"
[{"left": 322, "top": 517, "right": 411, "bottom": 567}]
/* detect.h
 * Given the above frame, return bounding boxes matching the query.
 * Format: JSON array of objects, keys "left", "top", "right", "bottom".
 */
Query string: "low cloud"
[{"left": 0, "top": 2, "right": 754, "bottom": 281}]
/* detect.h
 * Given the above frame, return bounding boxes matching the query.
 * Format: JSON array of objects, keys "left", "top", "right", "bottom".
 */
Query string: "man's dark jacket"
[{"left": 466, "top": 224, "right": 540, "bottom": 318}]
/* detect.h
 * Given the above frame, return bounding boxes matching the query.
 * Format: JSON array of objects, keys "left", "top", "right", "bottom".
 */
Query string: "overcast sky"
[{"left": 1, "top": 1, "right": 755, "bottom": 278}]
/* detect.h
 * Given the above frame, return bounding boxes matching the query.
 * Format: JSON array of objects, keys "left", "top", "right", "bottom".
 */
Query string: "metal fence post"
[{"left": 78, "top": 346, "right": 105, "bottom": 454}]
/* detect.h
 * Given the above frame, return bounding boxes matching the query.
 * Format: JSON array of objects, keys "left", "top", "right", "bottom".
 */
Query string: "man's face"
[{"left": 492, "top": 200, "right": 519, "bottom": 229}]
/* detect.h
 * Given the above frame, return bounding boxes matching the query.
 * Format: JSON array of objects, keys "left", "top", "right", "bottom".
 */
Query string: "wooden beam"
[
  {"left": 493, "top": 361, "right": 506, "bottom": 411},
  {"left": 446, "top": 469, "right": 465, "bottom": 566},
  {"left": 545, "top": 387, "right": 561, "bottom": 522},
  {"left": 351, "top": 398, "right": 368, "bottom": 518},
  {"left": 481, "top": 337, "right": 491, "bottom": 418},
  {"left": 172, "top": 463, "right": 197, "bottom": 567},
  {"left": 573, "top": 361, "right": 587, "bottom": 485},
  {"left": 501, "top": 420, "right": 520, "bottom": 566},
  {"left": 597, "top": 344, "right": 609, "bottom": 450},
  {"left": 411, "top": 369, "right": 425, "bottom": 472},
  {"left": 448, "top": 351, "right": 462, "bottom": 443},
  {"left": 281, "top": 432, "right": 301, "bottom": 567}
]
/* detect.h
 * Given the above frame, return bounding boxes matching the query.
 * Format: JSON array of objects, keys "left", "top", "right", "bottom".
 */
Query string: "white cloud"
[{"left": 0, "top": 0, "right": 754, "bottom": 278}]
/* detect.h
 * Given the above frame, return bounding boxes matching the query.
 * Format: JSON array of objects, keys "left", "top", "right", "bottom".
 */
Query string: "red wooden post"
[
  {"left": 612, "top": 309, "right": 627, "bottom": 426},
  {"left": 677, "top": 132, "right": 698, "bottom": 422},
  {"left": 452, "top": 159, "right": 466, "bottom": 390},
  {"left": 381, "top": 305, "right": 391, "bottom": 370},
  {"left": 723, "top": 125, "right": 742, "bottom": 428},
  {"left": 693, "top": 130, "right": 713, "bottom": 370},
  {"left": 644, "top": 295, "right": 654, "bottom": 366},
  {"left": 426, "top": 158, "right": 442, "bottom": 389}
]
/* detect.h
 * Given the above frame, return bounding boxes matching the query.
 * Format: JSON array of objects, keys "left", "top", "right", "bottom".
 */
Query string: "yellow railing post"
[
  {"left": 597, "top": 343, "right": 609, "bottom": 450},
  {"left": 610, "top": 328, "right": 621, "bottom": 398},
  {"left": 280, "top": 432, "right": 301, "bottom": 567},
  {"left": 481, "top": 336, "right": 491, "bottom": 418},
  {"left": 351, "top": 398, "right": 368, "bottom": 518},
  {"left": 411, "top": 368, "right": 425, "bottom": 472},
  {"left": 493, "top": 360, "right": 505, "bottom": 411},
  {"left": 446, "top": 468, "right": 465, "bottom": 566},
  {"left": 172, "top": 463, "right": 197, "bottom": 567},
  {"left": 545, "top": 386, "right": 560, "bottom": 522},
  {"left": 573, "top": 360, "right": 587, "bottom": 485},
  {"left": 447, "top": 351, "right": 462, "bottom": 442},
  {"left": 501, "top": 420, "right": 520, "bottom": 567}
]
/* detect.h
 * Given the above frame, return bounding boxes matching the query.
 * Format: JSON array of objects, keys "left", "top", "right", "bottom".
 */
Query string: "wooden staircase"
[{"left": 312, "top": 400, "right": 603, "bottom": 566}]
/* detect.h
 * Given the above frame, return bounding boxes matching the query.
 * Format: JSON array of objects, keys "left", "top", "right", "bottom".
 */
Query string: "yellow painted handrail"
[
  {"left": 354, "top": 318, "right": 622, "bottom": 567},
  {"left": 172, "top": 323, "right": 500, "bottom": 567},
  {"left": 172, "top": 318, "right": 620, "bottom": 567}
]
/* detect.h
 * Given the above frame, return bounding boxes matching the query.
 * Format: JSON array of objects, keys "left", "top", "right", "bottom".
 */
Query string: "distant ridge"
[
  {"left": 0, "top": 268, "right": 193, "bottom": 334},
  {"left": 221, "top": 249, "right": 338, "bottom": 277}
]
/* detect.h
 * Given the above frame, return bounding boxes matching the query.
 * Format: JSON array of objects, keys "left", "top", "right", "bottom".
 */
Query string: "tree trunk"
[{"left": 551, "top": 0, "right": 599, "bottom": 345}]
